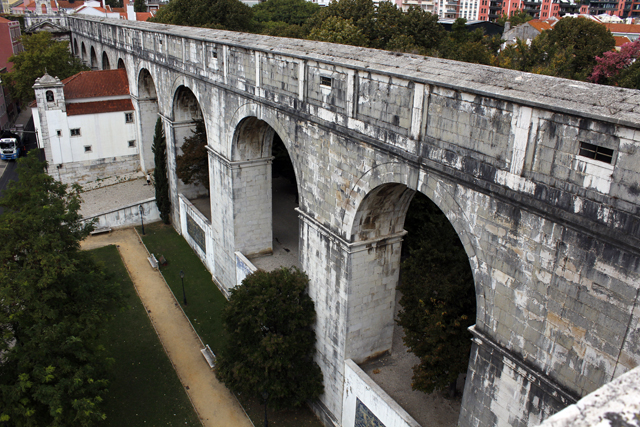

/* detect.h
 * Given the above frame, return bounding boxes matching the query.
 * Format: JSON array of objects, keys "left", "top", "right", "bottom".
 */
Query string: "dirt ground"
[{"left": 81, "top": 228, "right": 253, "bottom": 427}]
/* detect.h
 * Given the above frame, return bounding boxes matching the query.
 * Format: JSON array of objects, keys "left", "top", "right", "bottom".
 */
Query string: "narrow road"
[{"left": 81, "top": 228, "right": 253, "bottom": 427}]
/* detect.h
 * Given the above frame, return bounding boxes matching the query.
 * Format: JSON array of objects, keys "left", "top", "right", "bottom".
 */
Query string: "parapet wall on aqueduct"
[{"left": 68, "top": 15, "right": 640, "bottom": 427}]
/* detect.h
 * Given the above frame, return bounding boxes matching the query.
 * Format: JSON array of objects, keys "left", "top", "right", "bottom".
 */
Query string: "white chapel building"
[{"left": 31, "top": 69, "right": 140, "bottom": 185}]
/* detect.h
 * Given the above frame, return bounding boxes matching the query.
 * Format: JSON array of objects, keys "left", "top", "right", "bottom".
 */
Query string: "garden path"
[{"left": 81, "top": 228, "right": 253, "bottom": 427}]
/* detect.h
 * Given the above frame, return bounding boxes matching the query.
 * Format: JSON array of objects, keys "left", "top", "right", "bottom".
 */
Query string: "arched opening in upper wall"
[
  {"left": 231, "top": 117, "right": 300, "bottom": 269},
  {"left": 81, "top": 42, "right": 87, "bottom": 65},
  {"left": 102, "top": 52, "right": 110, "bottom": 70},
  {"left": 73, "top": 39, "right": 78, "bottom": 56},
  {"left": 90, "top": 46, "right": 98, "bottom": 70},
  {"left": 117, "top": 58, "right": 126, "bottom": 71},
  {"left": 137, "top": 69, "right": 159, "bottom": 172},
  {"left": 171, "top": 85, "right": 209, "bottom": 214},
  {"left": 347, "top": 183, "right": 476, "bottom": 427}
]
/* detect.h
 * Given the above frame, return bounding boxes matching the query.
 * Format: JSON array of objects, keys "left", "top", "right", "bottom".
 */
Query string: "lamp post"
[
  {"left": 180, "top": 270, "right": 187, "bottom": 306},
  {"left": 261, "top": 391, "right": 269, "bottom": 427},
  {"left": 139, "top": 204, "right": 145, "bottom": 235}
]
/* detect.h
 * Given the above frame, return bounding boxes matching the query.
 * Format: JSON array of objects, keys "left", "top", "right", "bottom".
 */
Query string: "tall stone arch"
[{"left": 135, "top": 68, "right": 159, "bottom": 171}]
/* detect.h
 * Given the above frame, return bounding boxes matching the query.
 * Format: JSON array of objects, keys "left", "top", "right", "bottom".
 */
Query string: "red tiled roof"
[
  {"left": 529, "top": 20, "right": 553, "bottom": 32},
  {"left": 614, "top": 35, "right": 631, "bottom": 47},
  {"left": 0, "top": 17, "right": 12, "bottom": 24},
  {"left": 57, "top": 0, "right": 84, "bottom": 8},
  {"left": 66, "top": 99, "right": 134, "bottom": 116},
  {"left": 62, "top": 69, "right": 129, "bottom": 99},
  {"left": 136, "top": 12, "right": 153, "bottom": 21},
  {"left": 605, "top": 23, "right": 640, "bottom": 34}
]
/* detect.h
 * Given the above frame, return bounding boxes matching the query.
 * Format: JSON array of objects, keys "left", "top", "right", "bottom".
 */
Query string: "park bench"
[
  {"left": 90, "top": 227, "right": 112, "bottom": 235},
  {"left": 201, "top": 345, "right": 216, "bottom": 368},
  {"left": 148, "top": 254, "right": 158, "bottom": 269}
]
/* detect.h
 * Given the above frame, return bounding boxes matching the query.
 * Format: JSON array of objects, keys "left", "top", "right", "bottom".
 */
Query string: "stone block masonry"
[{"left": 68, "top": 15, "right": 640, "bottom": 427}]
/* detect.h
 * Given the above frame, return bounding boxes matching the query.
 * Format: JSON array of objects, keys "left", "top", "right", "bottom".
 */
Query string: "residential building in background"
[{"left": 0, "top": 17, "right": 23, "bottom": 72}]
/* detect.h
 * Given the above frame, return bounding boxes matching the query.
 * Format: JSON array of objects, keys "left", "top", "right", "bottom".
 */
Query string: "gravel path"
[
  {"left": 79, "top": 178, "right": 155, "bottom": 218},
  {"left": 81, "top": 229, "right": 253, "bottom": 427}
]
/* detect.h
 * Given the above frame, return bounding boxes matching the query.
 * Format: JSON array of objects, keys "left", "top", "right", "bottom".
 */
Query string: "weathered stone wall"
[
  {"left": 55, "top": 154, "right": 140, "bottom": 186},
  {"left": 68, "top": 16, "right": 640, "bottom": 427}
]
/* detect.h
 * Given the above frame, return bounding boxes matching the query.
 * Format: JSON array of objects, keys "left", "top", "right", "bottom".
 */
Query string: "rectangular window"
[
  {"left": 125, "top": 112, "right": 134, "bottom": 123},
  {"left": 579, "top": 142, "right": 614, "bottom": 164},
  {"left": 56, "top": 130, "right": 62, "bottom": 137},
  {"left": 211, "top": 49, "right": 218, "bottom": 58},
  {"left": 84, "top": 145, "right": 92, "bottom": 153},
  {"left": 320, "top": 76, "right": 332, "bottom": 87},
  {"left": 70, "top": 128, "right": 81, "bottom": 136},
  {"left": 128, "top": 140, "right": 136, "bottom": 147}
]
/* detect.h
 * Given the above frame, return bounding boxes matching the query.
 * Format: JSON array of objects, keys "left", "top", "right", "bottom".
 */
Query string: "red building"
[{"left": 0, "top": 17, "right": 22, "bottom": 72}]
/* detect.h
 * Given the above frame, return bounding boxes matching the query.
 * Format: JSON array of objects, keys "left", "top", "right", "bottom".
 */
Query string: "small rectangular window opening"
[
  {"left": 125, "top": 112, "right": 134, "bottom": 123},
  {"left": 56, "top": 130, "right": 62, "bottom": 137},
  {"left": 579, "top": 142, "right": 614, "bottom": 164},
  {"left": 212, "top": 49, "right": 218, "bottom": 58},
  {"left": 320, "top": 76, "right": 332, "bottom": 87},
  {"left": 128, "top": 140, "right": 136, "bottom": 147},
  {"left": 84, "top": 145, "right": 92, "bottom": 152},
  {"left": 70, "top": 128, "right": 81, "bottom": 137}
]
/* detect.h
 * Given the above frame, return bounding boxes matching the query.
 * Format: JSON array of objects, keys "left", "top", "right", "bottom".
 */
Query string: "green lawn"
[
  {"left": 90, "top": 245, "right": 201, "bottom": 427},
  {"left": 138, "top": 221, "right": 324, "bottom": 427}
]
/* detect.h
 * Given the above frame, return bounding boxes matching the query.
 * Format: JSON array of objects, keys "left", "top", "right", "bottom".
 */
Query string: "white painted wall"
[
  {"left": 42, "top": 109, "right": 138, "bottom": 165},
  {"left": 342, "top": 359, "right": 421, "bottom": 427},
  {"left": 82, "top": 197, "right": 160, "bottom": 230}
]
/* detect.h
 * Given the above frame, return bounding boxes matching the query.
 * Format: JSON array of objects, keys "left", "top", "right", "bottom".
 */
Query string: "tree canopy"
[
  {"left": 2, "top": 32, "right": 88, "bottom": 103},
  {"left": 589, "top": 39, "right": 640, "bottom": 89},
  {"left": 215, "top": 267, "right": 323, "bottom": 409},
  {"left": 176, "top": 119, "right": 209, "bottom": 194},
  {"left": 0, "top": 151, "right": 123, "bottom": 426},
  {"left": 496, "top": 17, "right": 615, "bottom": 80},
  {"left": 397, "top": 192, "right": 475, "bottom": 395},
  {"left": 150, "top": 0, "right": 255, "bottom": 32}
]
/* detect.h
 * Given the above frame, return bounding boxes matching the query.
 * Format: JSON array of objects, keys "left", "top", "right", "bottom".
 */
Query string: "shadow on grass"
[
  {"left": 89, "top": 245, "right": 200, "bottom": 427},
  {"left": 137, "top": 222, "right": 324, "bottom": 427}
]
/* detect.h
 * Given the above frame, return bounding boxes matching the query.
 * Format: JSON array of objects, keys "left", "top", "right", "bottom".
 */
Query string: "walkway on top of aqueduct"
[{"left": 68, "top": 15, "right": 640, "bottom": 427}]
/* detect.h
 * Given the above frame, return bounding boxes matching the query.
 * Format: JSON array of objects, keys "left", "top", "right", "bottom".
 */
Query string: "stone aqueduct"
[{"left": 68, "top": 16, "right": 640, "bottom": 427}]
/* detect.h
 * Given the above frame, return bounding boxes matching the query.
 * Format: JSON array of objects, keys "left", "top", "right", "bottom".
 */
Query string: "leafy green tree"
[
  {"left": 437, "top": 18, "right": 497, "bottom": 65},
  {"left": 497, "top": 17, "right": 615, "bottom": 81},
  {"left": 152, "top": 117, "right": 171, "bottom": 224},
  {"left": 176, "top": 119, "right": 209, "bottom": 194},
  {"left": 105, "top": 0, "right": 123, "bottom": 8},
  {"left": 2, "top": 32, "right": 88, "bottom": 103},
  {"left": 308, "top": 16, "right": 368, "bottom": 46},
  {"left": 216, "top": 267, "right": 323, "bottom": 409},
  {"left": 540, "top": 17, "right": 614, "bottom": 80},
  {"left": 253, "top": 0, "right": 320, "bottom": 26},
  {"left": 397, "top": 192, "right": 475, "bottom": 395},
  {"left": 589, "top": 40, "right": 640, "bottom": 89},
  {"left": 306, "top": 0, "right": 375, "bottom": 42},
  {"left": 497, "top": 10, "right": 533, "bottom": 27},
  {"left": 134, "top": 0, "right": 146, "bottom": 12},
  {"left": 150, "top": 0, "right": 255, "bottom": 32},
  {"left": 0, "top": 151, "right": 123, "bottom": 426}
]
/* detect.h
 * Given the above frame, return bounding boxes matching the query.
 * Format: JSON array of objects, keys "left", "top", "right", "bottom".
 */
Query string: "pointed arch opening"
[
  {"left": 117, "top": 58, "right": 126, "bottom": 70},
  {"left": 137, "top": 69, "right": 159, "bottom": 172},
  {"left": 90, "top": 46, "right": 98, "bottom": 70},
  {"left": 231, "top": 117, "right": 299, "bottom": 268},
  {"left": 102, "top": 52, "right": 110, "bottom": 70},
  {"left": 81, "top": 42, "right": 87, "bottom": 65},
  {"left": 73, "top": 39, "right": 78, "bottom": 56},
  {"left": 171, "top": 86, "right": 209, "bottom": 214},
  {"left": 348, "top": 184, "right": 475, "bottom": 426}
]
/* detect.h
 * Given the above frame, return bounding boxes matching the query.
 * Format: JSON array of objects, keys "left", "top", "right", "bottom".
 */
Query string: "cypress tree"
[{"left": 152, "top": 117, "right": 171, "bottom": 224}]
